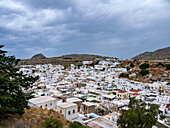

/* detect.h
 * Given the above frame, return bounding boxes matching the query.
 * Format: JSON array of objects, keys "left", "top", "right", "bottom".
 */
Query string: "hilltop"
[
  {"left": 18, "top": 54, "right": 114, "bottom": 66},
  {"left": 132, "top": 47, "right": 170, "bottom": 60},
  {"left": 31, "top": 53, "right": 46, "bottom": 60}
]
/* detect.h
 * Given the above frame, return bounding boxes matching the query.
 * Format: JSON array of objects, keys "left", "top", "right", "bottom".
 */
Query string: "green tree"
[
  {"left": 140, "top": 69, "right": 149, "bottom": 76},
  {"left": 160, "top": 115, "right": 166, "bottom": 120},
  {"left": 119, "top": 73, "right": 129, "bottom": 78},
  {"left": 130, "top": 63, "right": 134, "bottom": 67},
  {"left": 139, "top": 63, "right": 149, "bottom": 69},
  {"left": 166, "top": 64, "right": 170, "bottom": 70},
  {"left": 69, "top": 121, "right": 87, "bottom": 128},
  {"left": 42, "top": 116, "right": 63, "bottom": 128},
  {"left": 126, "top": 67, "right": 130, "bottom": 71},
  {"left": 0, "top": 45, "right": 38, "bottom": 120},
  {"left": 117, "top": 98, "right": 159, "bottom": 128}
]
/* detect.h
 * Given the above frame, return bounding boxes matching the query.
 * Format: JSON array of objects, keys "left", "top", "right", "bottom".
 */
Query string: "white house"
[
  {"left": 28, "top": 96, "right": 56, "bottom": 109},
  {"left": 57, "top": 102, "right": 78, "bottom": 121}
]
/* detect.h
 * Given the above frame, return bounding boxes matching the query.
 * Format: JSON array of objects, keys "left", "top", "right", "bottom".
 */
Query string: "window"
[
  {"left": 68, "top": 111, "right": 71, "bottom": 115},
  {"left": 45, "top": 104, "right": 47, "bottom": 107},
  {"left": 60, "top": 110, "right": 62, "bottom": 114},
  {"left": 50, "top": 103, "right": 52, "bottom": 106},
  {"left": 73, "top": 110, "right": 75, "bottom": 113}
]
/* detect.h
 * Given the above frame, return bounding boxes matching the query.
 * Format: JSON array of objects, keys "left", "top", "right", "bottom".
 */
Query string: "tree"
[
  {"left": 126, "top": 67, "right": 130, "bottom": 71},
  {"left": 139, "top": 63, "right": 149, "bottom": 69},
  {"left": 0, "top": 45, "right": 38, "bottom": 120},
  {"left": 69, "top": 121, "right": 87, "bottom": 128},
  {"left": 42, "top": 116, "right": 63, "bottom": 128},
  {"left": 117, "top": 98, "right": 159, "bottom": 128},
  {"left": 119, "top": 73, "right": 129, "bottom": 78},
  {"left": 166, "top": 64, "right": 170, "bottom": 70},
  {"left": 140, "top": 69, "right": 149, "bottom": 76},
  {"left": 130, "top": 63, "right": 134, "bottom": 67}
]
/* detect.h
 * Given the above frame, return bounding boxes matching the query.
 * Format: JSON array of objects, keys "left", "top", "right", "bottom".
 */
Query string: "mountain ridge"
[
  {"left": 132, "top": 47, "right": 170, "bottom": 60},
  {"left": 18, "top": 53, "right": 114, "bottom": 66}
]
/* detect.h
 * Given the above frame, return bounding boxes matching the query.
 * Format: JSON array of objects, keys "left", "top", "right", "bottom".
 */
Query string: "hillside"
[
  {"left": 0, "top": 107, "right": 70, "bottom": 128},
  {"left": 132, "top": 47, "right": 170, "bottom": 60},
  {"left": 18, "top": 54, "right": 113, "bottom": 66},
  {"left": 118, "top": 59, "right": 170, "bottom": 82}
]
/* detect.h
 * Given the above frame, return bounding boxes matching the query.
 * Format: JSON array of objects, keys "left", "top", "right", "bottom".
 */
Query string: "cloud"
[
  {"left": 0, "top": 1, "right": 69, "bottom": 31},
  {"left": 0, "top": 0, "right": 170, "bottom": 59}
]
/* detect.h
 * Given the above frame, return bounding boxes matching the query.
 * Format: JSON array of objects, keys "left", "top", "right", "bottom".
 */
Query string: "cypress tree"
[{"left": 0, "top": 45, "right": 38, "bottom": 120}]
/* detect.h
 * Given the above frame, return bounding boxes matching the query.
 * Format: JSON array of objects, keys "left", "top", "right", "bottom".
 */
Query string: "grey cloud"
[{"left": 0, "top": 0, "right": 170, "bottom": 59}]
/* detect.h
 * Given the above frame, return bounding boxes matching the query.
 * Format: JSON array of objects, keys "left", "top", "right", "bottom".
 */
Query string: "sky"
[{"left": 0, "top": 0, "right": 170, "bottom": 59}]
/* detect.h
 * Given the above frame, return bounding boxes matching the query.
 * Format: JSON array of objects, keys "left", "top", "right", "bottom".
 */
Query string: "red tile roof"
[
  {"left": 118, "top": 90, "right": 127, "bottom": 93},
  {"left": 130, "top": 89, "right": 139, "bottom": 92},
  {"left": 166, "top": 104, "right": 170, "bottom": 108}
]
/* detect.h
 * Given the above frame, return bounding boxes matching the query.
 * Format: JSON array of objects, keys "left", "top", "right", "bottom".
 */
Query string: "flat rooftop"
[
  {"left": 29, "top": 96, "right": 56, "bottom": 104},
  {"left": 67, "top": 98, "right": 82, "bottom": 103},
  {"left": 82, "top": 102, "right": 95, "bottom": 107},
  {"left": 57, "top": 102, "right": 77, "bottom": 108},
  {"left": 103, "top": 94, "right": 115, "bottom": 99},
  {"left": 87, "top": 117, "right": 118, "bottom": 128}
]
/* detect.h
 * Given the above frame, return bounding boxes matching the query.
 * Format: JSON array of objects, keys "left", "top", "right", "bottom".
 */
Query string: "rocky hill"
[
  {"left": 132, "top": 47, "right": 170, "bottom": 60},
  {"left": 18, "top": 54, "right": 113, "bottom": 66},
  {"left": 31, "top": 53, "right": 46, "bottom": 60}
]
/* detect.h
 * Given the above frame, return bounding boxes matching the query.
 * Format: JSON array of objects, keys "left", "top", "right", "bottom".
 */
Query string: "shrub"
[
  {"left": 113, "top": 92, "right": 116, "bottom": 95},
  {"left": 126, "top": 67, "right": 130, "bottom": 71},
  {"left": 160, "top": 115, "right": 166, "bottom": 120},
  {"left": 69, "top": 121, "right": 86, "bottom": 128},
  {"left": 42, "top": 117, "right": 63, "bottom": 128},
  {"left": 140, "top": 69, "right": 149, "bottom": 76},
  {"left": 37, "top": 87, "right": 41, "bottom": 89},
  {"left": 130, "top": 63, "right": 134, "bottom": 67},
  {"left": 139, "top": 63, "right": 149, "bottom": 69},
  {"left": 119, "top": 73, "right": 129, "bottom": 78},
  {"left": 166, "top": 64, "right": 170, "bottom": 70}
]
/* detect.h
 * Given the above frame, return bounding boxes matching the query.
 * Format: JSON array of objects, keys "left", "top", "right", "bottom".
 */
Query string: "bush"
[
  {"left": 126, "top": 67, "right": 130, "bottom": 71},
  {"left": 130, "top": 63, "right": 134, "bottom": 67},
  {"left": 119, "top": 73, "right": 129, "bottom": 78},
  {"left": 113, "top": 92, "right": 116, "bottom": 95},
  {"left": 69, "top": 121, "right": 86, "bottom": 128},
  {"left": 166, "top": 64, "right": 170, "bottom": 70},
  {"left": 140, "top": 69, "right": 149, "bottom": 76},
  {"left": 42, "top": 117, "right": 63, "bottom": 128},
  {"left": 139, "top": 63, "right": 149, "bottom": 69},
  {"left": 160, "top": 115, "right": 166, "bottom": 120}
]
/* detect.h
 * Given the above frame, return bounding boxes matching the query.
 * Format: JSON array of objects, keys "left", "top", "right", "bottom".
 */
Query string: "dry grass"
[{"left": 0, "top": 107, "right": 70, "bottom": 128}]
